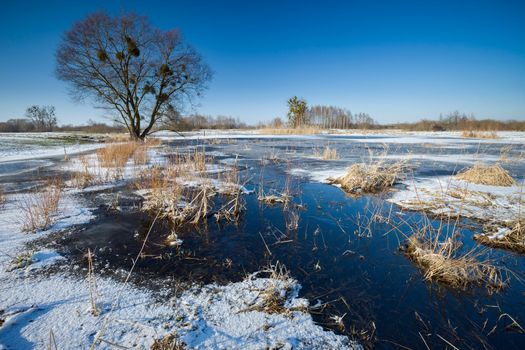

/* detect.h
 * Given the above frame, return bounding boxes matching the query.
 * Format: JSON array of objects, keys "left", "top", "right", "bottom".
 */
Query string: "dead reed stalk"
[
  {"left": 20, "top": 179, "right": 62, "bottom": 232},
  {"left": 86, "top": 248, "right": 100, "bottom": 316}
]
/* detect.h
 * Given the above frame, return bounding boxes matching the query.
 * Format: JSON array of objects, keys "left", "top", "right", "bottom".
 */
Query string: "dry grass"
[
  {"left": 242, "top": 262, "right": 301, "bottom": 315},
  {"left": 70, "top": 155, "right": 95, "bottom": 188},
  {"left": 258, "top": 126, "right": 323, "bottom": 135},
  {"left": 475, "top": 221, "right": 525, "bottom": 254},
  {"left": 96, "top": 142, "right": 140, "bottom": 168},
  {"left": 133, "top": 145, "right": 149, "bottom": 166},
  {"left": 322, "top": 146, "right": 338, "bottom": 160},
  {"left": 20, "top": 179, "right": 62, "bottom": 232},
  {"left": 313, "top": 145, "right": 338, "bottom": 160},
  {"left": 140, "top": 150, "right": 247, "bottom": 226},
  {"left": 461, "top": 130, "right": 499, "bottom": 139},
  {"left": 455, "top": 163, "right": 515, "bottom": 186},
  {"left": 330, "top": 160, "right": 406, "bottom": 195},
  {"left": 138, "top": 166, "right": 184, "bottom": 221},
  {"left": 86, "top": 249, "right": 100, "bottom": 316},
  {"left": 0, "top": 186, "right": 5, "bottom": 207},
  {"left": 405, "top": 221, "right": 505, "bottom": 293},
  {"left": 168, "top": 148, "right": 210, "bottom": 177},
  {"left": 151, "top": 332, "right": 185, "bottom": 350}
]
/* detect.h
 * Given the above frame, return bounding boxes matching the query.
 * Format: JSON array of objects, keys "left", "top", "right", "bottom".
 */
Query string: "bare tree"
[
  {"left": 25, "top": 105, "right": 58, "bottom": 131},
  {"left": 56, "top": 12, "right": 212, "bottom": 140}
]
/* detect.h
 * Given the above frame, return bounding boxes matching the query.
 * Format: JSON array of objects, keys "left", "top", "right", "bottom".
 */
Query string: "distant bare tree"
[
  {"left": 56, "top": 12, "right": 212, "bottom": 140},
  {"left": 25, "top": 105, "right": 57, "bottom": 131}
]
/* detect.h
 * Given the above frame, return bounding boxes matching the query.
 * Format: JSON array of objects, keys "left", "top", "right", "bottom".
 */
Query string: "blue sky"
[{"left": 1, "top": 0, "right": 524, "bottom": 124}]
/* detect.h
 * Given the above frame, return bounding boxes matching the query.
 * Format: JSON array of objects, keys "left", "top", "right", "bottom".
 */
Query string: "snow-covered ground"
[
  {"left": 155, "top": 129, "right": 525, "bottom": 144},
  {"left": 0, "top": 132, "right": 106, "bottom": 163},
  {"left": 388, "top": 177, "right": 525, "bottom": 226}
]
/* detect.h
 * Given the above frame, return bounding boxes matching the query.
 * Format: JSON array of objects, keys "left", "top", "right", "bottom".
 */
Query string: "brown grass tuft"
[
  {"left": 330, "top": 161, "right": 405, "bottom": 195},
  {"left": 461, "top": 130, "right": 498, "bottom": 139},
  {"left": 0, "top": 186, "right": 5, "bottom": 207},
  {"left": 151, "top": 332, "right": 185, "bottom": 350},
  {"left": 70, "top": 155, "right": 95, "bottom": 188},
  {"left": 20, "top": 179, "right": 62, "bottom": 232},
  {"left": 455, "top": 163, "right": 515, "bottom": 186},
  {"left": 405, "top": 222, "right": 505, "bottom": 293},
  {"left": 312, "top": 145, "right": 338, "bottom": 160},
  {"left": 474, "top": 221, "right": 525, "bottom": 254},
  {"left": 96, "top": 142, "right": 139, "bottom": 168}
]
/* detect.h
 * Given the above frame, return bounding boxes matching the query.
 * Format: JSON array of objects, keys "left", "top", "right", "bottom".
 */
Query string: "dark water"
[{"left": 12, "top": 135, "right": 525, "bottom": 349}]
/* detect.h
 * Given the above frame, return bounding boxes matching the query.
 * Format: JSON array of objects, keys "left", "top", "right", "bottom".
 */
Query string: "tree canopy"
[{"left": 56, "top": 12, "right": 212, "bottom": 140}]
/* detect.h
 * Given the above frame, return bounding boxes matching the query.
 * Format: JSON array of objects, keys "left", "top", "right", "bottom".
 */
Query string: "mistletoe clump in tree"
[{"left": 56, "top": 12, "right": 212, "bottom": 140}]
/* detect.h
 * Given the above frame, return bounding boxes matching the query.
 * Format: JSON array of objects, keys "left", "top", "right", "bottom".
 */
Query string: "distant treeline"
[
  {"left": 0, "top": 118, "right": 125, "bottom": 133},
  {"left": 262, "top": 102, "right": 378, "bottom": 130},
  {"left": 387, "top": 111, "right": 525, "bottom": 131},
  {"left": 162, "top": 110, "right": 248, "bottom": 131},
  {"left": 2, "top": 105, "right": 524, "bottom": 133}
]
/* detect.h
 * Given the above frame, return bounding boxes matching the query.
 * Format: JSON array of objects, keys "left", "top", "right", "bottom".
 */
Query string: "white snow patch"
[
  {"left": 388, "top": 176, "right": 525, "bottom": 227},
  {"left": 173, "top": 275, "right": 361, "bottom": 349},
  {"left": 288, "top": 167, "right": 348, "bottom": 184}
]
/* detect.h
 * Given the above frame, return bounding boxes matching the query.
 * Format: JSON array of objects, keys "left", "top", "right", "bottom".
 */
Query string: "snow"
[
  {"left": 174, "top": 275, "right": 360, "bottom": 349},
  {"left": 289, "top": 167, "right": 347, "bottom": 184},
  {"left": 27, "top": 250, "right": 66, "bottom": 271},
  {"left": 388, "top": 176, "right": 525, "bottom": 228},
  {"left": 0, "top": 133, "right": 105, "bottom": 163},
  {"left": 154, "top": 129, "right": 525, "bottom": 144}
]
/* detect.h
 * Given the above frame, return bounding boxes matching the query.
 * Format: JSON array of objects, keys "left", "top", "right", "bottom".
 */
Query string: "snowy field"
[{"left": 1, "top": 130, "right": 525, "bottom": 349}]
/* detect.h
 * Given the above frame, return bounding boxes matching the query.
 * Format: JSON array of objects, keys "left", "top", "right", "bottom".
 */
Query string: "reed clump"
[
  {"left": 455, "top": 163, "right": 515, "bottom": 186},
  {"left": 330, "top": 160, "right": 406, "bottom": 195},
  {"left": 322, "top": 146, "right": 338, "bottom": 160},
  {"left": 405, "top": 223, "right": 505, "bottom": 293},
  {"left": 70, "top": 155, "right": 95, "bottom": 188},
  {"left": 461, "top": 130, "right": 498, "bottom": 139},
  {"left": 474, "top": 220, "right": 525, "bottom": 254},
  {"left": 0, "top": 186, "right": 5, "bottom": 207},
  {"left": 20, "top": 180, "right": 62, "bottom": 232},
  {"left": 132, "top": 144, "right": 150, "bottom": 165},
  {"left": 313, "top": 145, "right": 339, "bottom": 160},
  {"left": 96, "top": 142, "right": 139, "bottom": 168}
]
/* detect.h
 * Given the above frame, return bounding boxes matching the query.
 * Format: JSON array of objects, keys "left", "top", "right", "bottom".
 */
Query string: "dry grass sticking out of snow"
[
  {"left": 19, "top": 180, "right": 63, "bottom": 232},
  {"left": 455, "top": 163, "right": 516, "bottom": 186},
  {"left": 474, "top": 220, "right": 525, "bottom": 254},
  {"left": 329, "top": 160, "right": 406, "bottom": 196},
  {"left": 461, "top": 130, "right": 499, "bottom": 139},
  {"left": 389, "top": 176, "right": 524, "bottom": 227},
  {"left": 170, "top": 271, "right": 362, "bottom": 349}
]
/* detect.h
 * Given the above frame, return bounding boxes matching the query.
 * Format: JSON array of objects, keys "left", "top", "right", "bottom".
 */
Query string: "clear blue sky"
[{"left": 1, "top": 0, "right": 524, "bottom": 125}]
